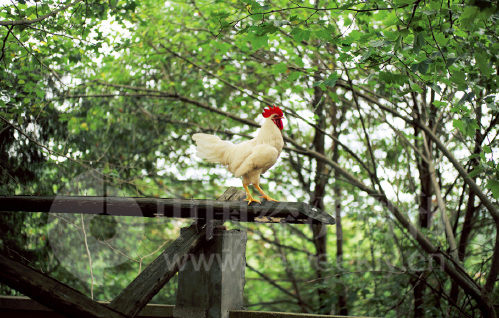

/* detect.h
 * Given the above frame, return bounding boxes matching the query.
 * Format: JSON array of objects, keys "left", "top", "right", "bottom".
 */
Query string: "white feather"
[{"left": 192, "top": 117, "right": 283, "bottom": 186}]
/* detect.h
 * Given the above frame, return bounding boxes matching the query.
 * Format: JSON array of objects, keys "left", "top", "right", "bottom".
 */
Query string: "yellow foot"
[
  {"left": 260, "top": 195, "right": 278, "bottom": 202},
  {"left": 244, "top": 196, "right": 261, "bottom": 205},
  {"left": 254, "top": 184, "right": 278, "bottom": 202},
  {"left": 243, "top": 184, "right": 261, "bottom": 204}
]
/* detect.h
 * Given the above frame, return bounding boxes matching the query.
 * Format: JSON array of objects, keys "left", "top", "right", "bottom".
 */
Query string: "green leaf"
[
  {"left": 418, "top": 59, "right": 432, "bottom": 75},
  {"left": 486, "top": 179, "right": 499, "bottom": 199},
  {"left": 329, "top": 91, "right": 339, "bottom": 103},
  {"left": 459, "top": 6, "right": 479, "bottom": 31},
  {"left": 272, "top": 20, "right": 289, "bottom": 27},
  {"left": 369, "top": 40, "right": 386, "bottom": 47},
  {"left": 458, "top": 92, "right": 474, "bottom": 106},
  {"left": 469, "top": 154, "right": 481, "bottom": 160},
  {"left": 324, "top": 73, "right": 339, "bottom": 87},
  {"left": 288, "top": 71, "right": 302, "bottom": 81},
  {"left": 360, "top": 48, "right": 372, "bottom": 63},
  {"left": 379, "top": 72, "right": 408, "bottom": 85},
  {"left": 465, "top": 118, "right": 479, "bottom": 136},
  {"left": 290, "top": 28, "right": 311, "bottom": 42},
  {"left": 210, "top": 10, "right": 230, "bottom": 18},
  {"left": 294, "top": 57, "right": 305, "bottom": 68},
  {"left": 255, "top": 22, "right": 278, "bottom": 35},
  {"left": 272, "top": 63, "right": 288, "bottom": 74},
  {"left": 248, "top": 33, "right": 268, "bottom": 51},
  {"left": 36, "top": 90, "right": 45, "bottom": 99},
  {"left": 450, "top": 71, "right": 466, "bottom": 83},
  {"left": 453, "top": 119, "right": 465, "bottom": 134},
  {"left": 475, "top": 51, "right": 493, "bottom": 79},
  {"left": 433, "top": 101, "right": 446, "bottom": 108},
  {"left": 18, "top": 79, "right": 25, "bottom": 85},
  {"left": 413, "top": 32, "right": 426, "bottom": 55},
  {"left": 249, "top": 13, "right": 264, "bottom": 21},
  {"left": 468, "top": 166, "right": 484, "bottom": 178},
  {"left": 446, "top": 57, "right": 458, "bottom": 68},
  {"left": 393, "top": 35, "right": 402, "bottom": 52},
  {"left": 410, "top": 83, "right": 423, "bottom": 93},
  {"left": 428, "top": 82, "right": 441, "bottom": 94},
  {"left": 315, "top": 24, "right": 334, "bottom": 41}
]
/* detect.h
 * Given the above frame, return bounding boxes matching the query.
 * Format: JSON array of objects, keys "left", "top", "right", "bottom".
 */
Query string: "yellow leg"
[
  {"left": 254, "top": 184, "right": 278, "bottom": 202},
  {"left": 243, "top": 184, "right": 261, "bottom": 205}
]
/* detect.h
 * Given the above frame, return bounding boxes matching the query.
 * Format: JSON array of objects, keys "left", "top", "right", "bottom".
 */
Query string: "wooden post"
[
  {"left": 174, "top": 188, "right": 247, "bottom": 318},
  {"left": 109, "top": 187, "right": 245, "bottom": 318},
  {"left": 174, "top": 228, "right": 247, "bottom": 318}
]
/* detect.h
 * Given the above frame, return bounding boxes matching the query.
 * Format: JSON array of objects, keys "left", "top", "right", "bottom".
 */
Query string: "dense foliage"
[{"left": 1, "top": 0, "right": 498, "bottom": 317}]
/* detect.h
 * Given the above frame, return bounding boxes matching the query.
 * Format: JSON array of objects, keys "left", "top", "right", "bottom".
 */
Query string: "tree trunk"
[
  {"left": 330, "top": 98, "right": 348, "bottom": 316},
  {"left": 334, "top": 180, "right": 348, "bottom": 315},
  {"left": 310, "top": 84, "right": 329, "bottom": 312},
  {"left": 450, "top": 102, "right": 483, "bottom": 306},
  {"left": 412, "top": 91, "right": 434, "bottom": 318}
]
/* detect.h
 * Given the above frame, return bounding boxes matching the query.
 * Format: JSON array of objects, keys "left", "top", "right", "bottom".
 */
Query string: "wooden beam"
[
  {"left": 108, "top": 187, "right": 245, "bottom": 317},
  {"left": 0, "top": 296, "right": 380, "bottom": 318},
  {"left": 0, "top": 296, "right": 175, "bottom": 318},
  {"left": 0, "top": 194, "right": 334, "bottom": 224},
  {"left": 0, "top": 254, "right": 126, "bottom": 318},
  {"left": 230, "top": 310, "right": 376, "bottom": 318}
]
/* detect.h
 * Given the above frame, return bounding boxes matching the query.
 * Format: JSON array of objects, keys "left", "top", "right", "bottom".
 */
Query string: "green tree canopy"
[{"left": 1, "top": 0, "right": 498, "bottom": 316}]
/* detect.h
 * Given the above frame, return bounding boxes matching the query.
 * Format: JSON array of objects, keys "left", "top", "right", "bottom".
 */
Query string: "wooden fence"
[{"left": 0, "top": 188, "right": 341, "bottom": 318}]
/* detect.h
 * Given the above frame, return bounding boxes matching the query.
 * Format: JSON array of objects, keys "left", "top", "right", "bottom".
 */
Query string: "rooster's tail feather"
[{"left": 192, "top": 133, "right": 233, "bottom": 165}]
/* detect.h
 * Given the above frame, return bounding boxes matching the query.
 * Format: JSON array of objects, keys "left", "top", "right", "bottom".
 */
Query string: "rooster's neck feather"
[{"left": 254, "top": 118, "right": 284, "bottom": 151}]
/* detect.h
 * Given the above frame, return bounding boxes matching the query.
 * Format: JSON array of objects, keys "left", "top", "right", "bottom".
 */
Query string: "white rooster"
[{"left": 192, "top": 105, "right": 284, "bottom": 204}]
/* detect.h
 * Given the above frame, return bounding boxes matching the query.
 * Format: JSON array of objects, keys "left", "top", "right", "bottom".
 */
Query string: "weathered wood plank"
[
  {"left": 108, "top": 188, "right": 246, "bottom": 318},
  {"left": 0, "top": 296, "right": 380, "bottom": 318},
  {"left": 0, "top": 296, "right": 175, "bottom": 317},
  {"left": 0, "top": 193, "right": 334, "bottom": 224},
  {"left": 230, "top": 310, "right": 377, "bottom": 318},
  {"left": 0, "top": 254, "right": 126, "bottom": 318}
]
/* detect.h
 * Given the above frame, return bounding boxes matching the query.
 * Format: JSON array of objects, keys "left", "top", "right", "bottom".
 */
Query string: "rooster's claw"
[
  {"left": 260, "top": 196, "right": 278, "bottom": 202},
  {"left": 245, "top": 197, "right": 261, "bottom": 205}
]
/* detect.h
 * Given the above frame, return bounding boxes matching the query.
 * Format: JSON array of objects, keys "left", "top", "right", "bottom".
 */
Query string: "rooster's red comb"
[{"left": 262, "top": 105, "right": 283, "bottom": 118}]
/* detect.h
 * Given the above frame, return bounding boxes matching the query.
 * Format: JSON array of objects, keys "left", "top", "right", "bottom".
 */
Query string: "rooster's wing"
[{"left": 232, "top": 144, "right": 279, "bottom": 178}]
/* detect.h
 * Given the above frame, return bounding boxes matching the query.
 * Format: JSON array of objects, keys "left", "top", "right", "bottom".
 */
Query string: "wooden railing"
[{"left": 0, "top": 188, "right": 336, "bottom": 318}]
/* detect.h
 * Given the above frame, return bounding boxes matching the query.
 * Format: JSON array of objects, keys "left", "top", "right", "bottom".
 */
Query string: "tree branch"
[
  {"left": 345, "top": 84, "right": 499, "bottom": 223},
  {"left": 246, "top": 263, "right": 313, "bottom": 311},
  {"left": 421, "top": 132, "right": 459, "bottom": 261},
  {"left": 271, "top": 227, "right": 310, "bottom": 313},
  {"left": 0, "top": 25, "right": 14, "bottom": 66},
  {"left": 9, "top": 30, "right": 62, "bottom": 83},
  {"left": 155, "top": 45, "right": 374, "bottom": 175},
  {"left": 344, "top": 66, "right": 380, "bottom": 189},
  {"left": 75, "top": 82, "right": 370, "bottom": 176},
  {"left": 0, "top": 0, "right": 84, "bottom": 26}
]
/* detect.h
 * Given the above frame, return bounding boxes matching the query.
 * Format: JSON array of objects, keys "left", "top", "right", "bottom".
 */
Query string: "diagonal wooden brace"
[
  {"left": 0, "top": 253, "right": 126, "bottom": 318},
  {"left": 109, "top": 187, "right": 246, "bottom": 318}
]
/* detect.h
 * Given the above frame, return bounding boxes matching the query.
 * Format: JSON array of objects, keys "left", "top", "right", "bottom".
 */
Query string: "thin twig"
[
  {"left": 9, "top": 31, "right": 63, "bottom": 83},
  {"left": 344, "top": 66, "right": 380, "bottom": 189},
  {"left": 246, "top": 263, "right": 314, "bottom": 311},
  {"left": 427, "top": 16, "right": 450, "bottom": 75},
  {"left": 0, "top": 25, "right": 14, "bottom": 67},
  {"left": 0, "top": 0, "right": 84, "bottom": 26},
  {"left": 90, "top": 80, "right": 373, "bottom": 179},
  {"left": 80, "top": 214, "right": 95, "bottom": 299}
]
